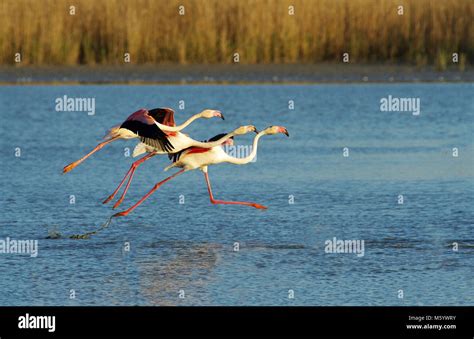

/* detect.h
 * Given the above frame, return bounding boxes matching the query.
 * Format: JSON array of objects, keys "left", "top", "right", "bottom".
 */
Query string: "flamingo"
[
  {"left": 103, "top": 125, "right": 258, "bottom": 208},
  {"left": 112, "top": 125, "right": 289, "bottom": 218},
  {"left": 62, "top": 107, "right": 224, "bottom": 174}
]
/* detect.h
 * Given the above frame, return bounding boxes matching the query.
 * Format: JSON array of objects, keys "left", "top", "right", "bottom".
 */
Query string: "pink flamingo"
[
  {"left": 113, "top": 125, "right": 289, "bottom": 217},
  {"left": 63, "top": 107, "right": 224, "bottom": 174}
]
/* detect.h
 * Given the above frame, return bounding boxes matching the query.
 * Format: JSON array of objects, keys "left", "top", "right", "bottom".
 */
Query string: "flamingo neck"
[
  {"left": 155, "top": 113, "right": 202, "bottom": 132},
  {"left": 191, "top": 129, "right": 240, "bottom": 148},
  {"left": 225, "top": 131, "right": 266, "bottom": 165}
]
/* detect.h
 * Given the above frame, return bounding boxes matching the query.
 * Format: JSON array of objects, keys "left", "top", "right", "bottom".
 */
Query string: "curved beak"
[
  {"left": 252, "top": 126, "right": 259, "bottom": 134},
  {"left": 215, "top": 111, "right": 224, "bottom": 120},
  {"left": 283, "top": 129, "right": 289, "bottom": 137}
]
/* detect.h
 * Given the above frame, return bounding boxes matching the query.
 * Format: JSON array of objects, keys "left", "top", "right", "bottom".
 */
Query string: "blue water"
[{"left": 0, "top": 84, "right": 473, "bottom": 306}]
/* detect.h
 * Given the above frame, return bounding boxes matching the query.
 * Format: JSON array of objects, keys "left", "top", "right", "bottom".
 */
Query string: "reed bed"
[{"left": 0, "top": 0, "right": 472, "bottom": 66}]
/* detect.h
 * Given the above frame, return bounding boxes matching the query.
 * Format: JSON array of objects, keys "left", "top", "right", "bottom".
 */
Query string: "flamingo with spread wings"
[
  {"left": 62, "top": 107, "right": 224, "bottom": 174},
  {"left": 112, "top": 125, "right": 289, "bottom": 217},
  {"left": 104, "top": 124, "right": 259, "bottom": 208}
]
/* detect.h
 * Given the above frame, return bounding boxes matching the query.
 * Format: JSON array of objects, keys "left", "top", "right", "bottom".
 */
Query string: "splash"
[{"left": 45, "top": 216, "right": 114, "bottom": 240}]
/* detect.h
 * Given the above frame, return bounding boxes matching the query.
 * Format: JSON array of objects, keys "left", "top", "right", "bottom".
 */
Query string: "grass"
[{"left": 0, "top": 0, "right": 472, "bottom": 66}]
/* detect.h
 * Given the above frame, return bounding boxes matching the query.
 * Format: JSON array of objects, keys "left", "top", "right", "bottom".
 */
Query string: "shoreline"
[{"left": 0, "top": 64, "right": 472, "bottom": 85}]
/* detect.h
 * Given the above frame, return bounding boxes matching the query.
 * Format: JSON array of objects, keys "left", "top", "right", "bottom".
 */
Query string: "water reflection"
[{"left": 137, "top": 241, "right": 221, "bottom": 305}]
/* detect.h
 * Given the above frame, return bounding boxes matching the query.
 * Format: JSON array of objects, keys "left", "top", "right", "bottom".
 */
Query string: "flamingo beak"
[
  {"left": 215, "top": 111, "right": 224, "bottom": 120},
  {"left": 281, "top": 127, "right": 289, "bottom": 137},
  {"left": 253, "top": 126, "right": 259, "bottom": 134}
]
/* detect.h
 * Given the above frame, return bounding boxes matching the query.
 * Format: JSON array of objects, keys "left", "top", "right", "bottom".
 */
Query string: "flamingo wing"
[
  {"left": 169, "top": 132, "right": 230, "bottom": 162},
  {"left": 148, "top": 108, "right": 176, "bottom": 127},
  {"left": 121, "top": 109, "right": 174, "bottom": 152}
]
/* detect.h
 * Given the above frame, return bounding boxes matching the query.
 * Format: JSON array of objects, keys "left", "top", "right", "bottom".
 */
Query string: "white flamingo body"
[
  {"left": 171, "top": 145, "right": 227, "bottom": 171},
  {"left": 132, "top": 131, "right": 234, "bottom": 157},
  {"left": 63, "top": 107, "right": 223, "bottom": 173},
  {"left": 104, "top": 125, "right": 258, "bottom": 208},
  {"left": 165, "top": 125, "right": 289, "bottom": 171},
  {"left": 113, "top": 126, "right": 289, "bottom": 217}
]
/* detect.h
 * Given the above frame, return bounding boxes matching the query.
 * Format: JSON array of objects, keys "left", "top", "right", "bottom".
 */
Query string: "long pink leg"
[
  {"left": 102, "top": 152, "right": 157, "bottom": 206},
  {"left": 112, "top": 152, "right": 157, "bottom": 208},
  {"left": 102, "top": 165, "right": 135, "bottom": 204},
  {"left": 113, "top": 169, "right": 186, "bottom": 218},
  {"left": 63, "top": 136, "right": 120, "bottom": 173},
  {"left": 204, "top": 172, "right": 267, "bottom": 209}
]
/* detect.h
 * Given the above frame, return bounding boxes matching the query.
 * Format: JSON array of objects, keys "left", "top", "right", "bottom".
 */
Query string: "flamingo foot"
[
  {"left": 113, "top": 211, "right": 128, "bottom": 218},
  {"left": 63, "top": 162, "right": 79, "bottom": 174},
  {"left": 112, "top": 197, "right": 125, "bottom": 209},
  {"left": 102, "top": 194, "right": 115, "bottom": 204}
]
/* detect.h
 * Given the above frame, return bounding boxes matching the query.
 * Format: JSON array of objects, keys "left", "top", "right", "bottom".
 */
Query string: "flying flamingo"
[
  {"left": 62, "top": 107, "right": 224, "bottom": 174},
  {"left": 112, "top": 125, "right": 289, "bottom": 218},
  {"left": 104, "top": 125, "right": 259, "bottom": 208}
]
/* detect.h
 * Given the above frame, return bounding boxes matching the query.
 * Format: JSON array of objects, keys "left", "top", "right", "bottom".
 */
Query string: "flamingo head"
[
  {"left": 264, "top": 125, "right": 289, "bottom": 137},
  {"left": 201, "top": 109, "right": 224, "bottom": 120},
  {"left": 234, "top": 125, "right": 259, "bottom": 135}
]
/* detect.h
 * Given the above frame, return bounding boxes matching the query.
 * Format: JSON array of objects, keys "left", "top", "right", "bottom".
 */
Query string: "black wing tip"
[{"left": 207, "top": 133, "right": 231, "bottom": 142}]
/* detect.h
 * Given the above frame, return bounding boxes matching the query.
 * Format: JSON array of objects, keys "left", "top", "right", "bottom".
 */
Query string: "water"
[{"left": 0, "top": 84, "right": 473, "bottom": 306}]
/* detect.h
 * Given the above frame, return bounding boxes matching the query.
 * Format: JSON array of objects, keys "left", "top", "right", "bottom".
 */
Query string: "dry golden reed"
[{"left": 0, "top": 0, "right": 472, "bottom": 65}]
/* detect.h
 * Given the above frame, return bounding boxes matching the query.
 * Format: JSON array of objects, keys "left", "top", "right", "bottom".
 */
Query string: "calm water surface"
[{"left": 0, "top": 84, "right": 473, "bottom": 305}]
